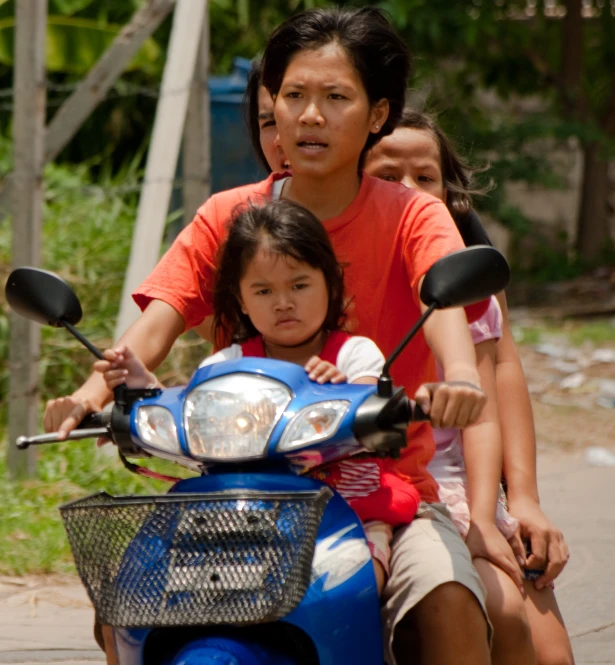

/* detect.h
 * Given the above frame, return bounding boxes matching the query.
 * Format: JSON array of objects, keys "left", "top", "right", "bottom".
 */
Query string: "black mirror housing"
[
  {"left": 5, "top": 267, "right": 83, "bottom": 328},
  {"left": 419, "top": 246, "right": 510, "bottom": 309}
]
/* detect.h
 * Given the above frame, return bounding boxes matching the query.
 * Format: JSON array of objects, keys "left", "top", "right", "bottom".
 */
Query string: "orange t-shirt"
[{"left": 134, "top": 173, "right": 479, "bottom": 503}]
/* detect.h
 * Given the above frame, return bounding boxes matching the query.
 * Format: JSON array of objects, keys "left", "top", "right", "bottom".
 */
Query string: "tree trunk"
[{"left": 575, "top": 142, "right": 613, "bottom": 261}]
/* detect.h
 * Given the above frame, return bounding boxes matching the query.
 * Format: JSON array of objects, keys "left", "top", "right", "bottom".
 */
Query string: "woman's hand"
[
  {"left": 466, "top": 519, "right": 524, "bottom": 592},
  {"left": 304, "top": 356, "right": 347, "bottom": 384},
  {"left": 44, "top": 392, "right": 99, "bottom": 440},
  {"left": 93, "top": 345, "right": 158, "bottom": 391},
  {"left": 414, "top": 380, "right": 486, "bottom": 428},
  {"left": 507, "top": 496, "right": 570, "bottom": 589}
]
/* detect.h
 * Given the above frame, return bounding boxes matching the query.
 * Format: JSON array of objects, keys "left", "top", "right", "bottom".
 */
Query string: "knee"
[
  {"left": 489, "top": 595, "right": 533, "bottom": 653},
  {"left": 393, "top": 583, "right": 490, "bottom": 664},
  {"left": 415, "top": 582, "right": 488, "bottom": 633},
  {"left": 534, "top": 642, "right": 575, "bottom": 665}
]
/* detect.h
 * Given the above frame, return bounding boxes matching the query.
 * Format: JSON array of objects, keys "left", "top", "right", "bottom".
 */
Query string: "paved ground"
[
  {"left": 0, "top": 448, "right": 612, "bottom": 664},
  {"left": 537, "top": 450, "right": 615, "bottom": 665}
]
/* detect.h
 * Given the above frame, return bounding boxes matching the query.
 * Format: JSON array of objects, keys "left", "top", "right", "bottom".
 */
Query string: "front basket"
[{"left": 60, "top": 488, "right": 331, "bottom": 628}]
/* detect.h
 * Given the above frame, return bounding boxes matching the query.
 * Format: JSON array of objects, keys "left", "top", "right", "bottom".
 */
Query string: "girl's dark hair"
[
  {"left": 261, "top": 6, "right": 411, "bottom": 159},
  {"left": 398, "top": 108, "right": 493, "bottom": 216},
  {"left": 213, "top": 199, "right": 346, "bottom": 346},
  {"left": 243, "top": 58, "right": 272, "bottom": 173}
]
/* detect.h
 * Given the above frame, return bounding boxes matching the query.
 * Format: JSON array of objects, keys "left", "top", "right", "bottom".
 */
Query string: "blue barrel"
[{"left": 209, "top": 56, "right": 266, "bottom": 192}]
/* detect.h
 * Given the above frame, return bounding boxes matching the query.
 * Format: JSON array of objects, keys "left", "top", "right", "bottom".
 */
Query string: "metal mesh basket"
[{"left": 60, "top": 488, "right": 331, "bottom": 628}]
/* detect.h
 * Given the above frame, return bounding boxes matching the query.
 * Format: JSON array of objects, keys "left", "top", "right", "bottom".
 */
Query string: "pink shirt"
[{"left": 427, "top": 296, "right": 503, "bottom": 483}]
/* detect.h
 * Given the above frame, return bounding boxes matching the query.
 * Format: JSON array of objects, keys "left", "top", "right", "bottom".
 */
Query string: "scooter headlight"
[
  {"left": 184, "top": 374, "right": 292, "bottom": 460},
  {"left": 277, "top": 401, "right": 350, "bottom": 452},
  {"left": 136, "top": 406, "right": 181, "bottom": 454}
]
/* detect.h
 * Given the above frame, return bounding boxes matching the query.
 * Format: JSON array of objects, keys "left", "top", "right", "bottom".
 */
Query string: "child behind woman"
[
  {"left": 365, "top": 108, "right": 574, "bottom": 665},
  {"left": 94, "top": 199, "right": 421, "bottom": 594}
]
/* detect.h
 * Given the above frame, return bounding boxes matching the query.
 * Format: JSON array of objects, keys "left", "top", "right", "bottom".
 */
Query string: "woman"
[{"left": 45, "top": 8, "right": 493, "bottom": 664}]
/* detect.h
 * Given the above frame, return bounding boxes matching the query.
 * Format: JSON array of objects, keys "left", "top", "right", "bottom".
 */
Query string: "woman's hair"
[
  {"left": 213, "top": 199, "right": 346, "bottom": 346},
  {"left": 398, "top": 108, "right": 493, "bottom": 216},
  {"left": 261, "top": 6, "right": 411, "bottom": 158},
  {"left": 243, "top": 58, "right": 272, "bottom": 174}
]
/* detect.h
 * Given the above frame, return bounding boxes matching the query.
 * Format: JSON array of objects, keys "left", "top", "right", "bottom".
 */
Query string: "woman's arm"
[
  {"left": 418, "top": 306, "right": 486, "bottom": 429},
  {"left": 495, "top": 292, "right": 569, "bottom": 588},
  {"left": 43, "top": 300, "right": 187, "bottom": 437}
]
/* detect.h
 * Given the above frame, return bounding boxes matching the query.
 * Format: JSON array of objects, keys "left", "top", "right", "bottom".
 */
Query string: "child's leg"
[
  {"left": 473, "top": 557, "right": 537, "bottom": 665},
  {"left": 362, "top": 520, "right": 392, "bottom": 595},
  {"left": 523, "top": 583, "right": 575, "bottom": 665},
  {"left": 372, "top": 556, "right": 387, "bottom": 595}
]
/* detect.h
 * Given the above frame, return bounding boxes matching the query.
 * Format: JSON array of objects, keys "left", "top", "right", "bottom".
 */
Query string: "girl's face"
[
  {"left": 364, "top": 127, "right": 447, "bottom": 202},
  {"left": 273, "top": 42, "right": 388, "bottom": 180},
  {"left": 239, "top": 245, "right": 329, "bottom": 349},
  {"left": 257, "top": 86, "right": 289, "bottom": 172}
]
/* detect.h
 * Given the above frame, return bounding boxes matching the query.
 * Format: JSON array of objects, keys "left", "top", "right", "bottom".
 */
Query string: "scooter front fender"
[{"left": 169, "top": 636, "right": 298, "bottom": 665}]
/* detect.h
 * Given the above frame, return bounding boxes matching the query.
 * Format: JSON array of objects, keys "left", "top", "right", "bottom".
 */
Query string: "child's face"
[
  {"left": 239, "top": 246, "right": 329, "bottom": 349},
  {"left": 257, "top": 86, "right": 289, "bottom": 173},
  {"left": 273, "top": 42, "right": 387, "bottom": 180},
  {"left": 365, "top": 127, "right": 446, "bottom": 203}
]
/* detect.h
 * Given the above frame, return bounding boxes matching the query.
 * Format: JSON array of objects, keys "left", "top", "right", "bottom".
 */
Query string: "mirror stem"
[
  {"left": 378, "top": 302, "right": 437, "bottom": 397},
  {"left": 60, "top": 320, "right": 104, "bottom": 360}
]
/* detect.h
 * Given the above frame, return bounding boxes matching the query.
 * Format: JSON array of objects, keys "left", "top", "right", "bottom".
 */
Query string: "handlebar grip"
[
  {"left": 409, "top": 401, "right": 430, "bottom": 422},
  {"left": 78, "top": 411, "right": 112, "bottom": 429}
]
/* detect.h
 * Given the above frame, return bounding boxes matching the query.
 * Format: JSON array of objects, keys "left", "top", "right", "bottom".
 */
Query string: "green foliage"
[
  {"left": 0, "top": 141, "right": 206, "bottom": 575},
  {"left": 513, "top": 319, "right": 615, "bottom": 347},
  {"left": 0, "top": 5, "right": 163, "bottom": 75},
  {"left": 208, "top": 0, "right": 331, "bottom": 71}
]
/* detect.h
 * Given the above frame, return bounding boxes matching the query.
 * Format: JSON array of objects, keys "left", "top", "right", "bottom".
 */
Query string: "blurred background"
[{"left": 0, "top": 0, "right": 613, "bottom": 577}]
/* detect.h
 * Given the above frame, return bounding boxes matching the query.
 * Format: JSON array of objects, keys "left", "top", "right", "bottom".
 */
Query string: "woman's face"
[
  {"left": 364, "top": 127, "right": 447, "bottom": 203},
  {"left": 273, "top": 42, "right": 388, "bottom": 180},
  {"left": 257, "top": 86, "right": 289, "bottom": 172}
]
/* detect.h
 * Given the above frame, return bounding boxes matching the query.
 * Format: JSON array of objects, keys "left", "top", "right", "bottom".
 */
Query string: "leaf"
[
  {"left": 0, "top": 15, "right": 162, "bottom": 76},
  {"left": 237, "top": 0, "right": 249, "bottom": 28},
  {"left": 50, "top": 0, "right": 94, "bottom": 15}
]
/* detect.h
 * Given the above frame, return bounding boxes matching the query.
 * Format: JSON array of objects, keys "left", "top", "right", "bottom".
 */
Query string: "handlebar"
[
  {"left": 15, "top": 410, "right": 112, "bottom": 450},
  {"left": 409, "top": 400, "right": 430, "bottom": 422},
  {"left": 80, "top": 411, "right": 112, "bottom": 429}
]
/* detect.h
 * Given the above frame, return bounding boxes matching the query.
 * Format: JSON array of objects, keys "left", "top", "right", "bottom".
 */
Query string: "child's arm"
[
  {"left": 93, "top": 345, "right": 160, "bottom": 391},
  {"left": 495, "top": 292, "right": 569, "bottom": 588},
  {"left": 45, "top": 299, "right": 185, "bottom": 438},
  {"left": 463, "top": 339, "right": 525, "bottom": 590},
  {"left": 417, "top": 306, "right": 486, "bottom": 429}
]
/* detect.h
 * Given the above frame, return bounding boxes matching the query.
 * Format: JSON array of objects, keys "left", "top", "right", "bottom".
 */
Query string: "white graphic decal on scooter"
[{"left": 311, "top": 523, "right": 371, "bottom": 592}]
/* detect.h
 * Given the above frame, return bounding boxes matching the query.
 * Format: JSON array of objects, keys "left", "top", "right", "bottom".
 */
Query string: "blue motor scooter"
[{"left": 6, "top": 246, "right": 509, "bottom": 665}]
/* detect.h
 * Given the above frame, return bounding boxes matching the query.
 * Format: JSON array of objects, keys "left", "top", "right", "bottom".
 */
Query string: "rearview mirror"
[
  {"left": 5, "top": 267, "right": 103, "bottom": 360},
  {"left": 420, "top": 246, "right": 510, "bottom": 309},
  {"left": 5, "top": 267, "right": 83, "bottom": 327},
  {"left": 378, "top": 246, "right": 510, "bottom": 397}
]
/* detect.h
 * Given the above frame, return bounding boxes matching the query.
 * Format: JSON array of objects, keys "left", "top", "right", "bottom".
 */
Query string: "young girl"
[
  {"left": 94, "top": 199, "right": 421, "bottom": 594},
  {"left": 364, "top": 108, "right": 575, "bottom": 665},
  {"left": 45, "top": 8, "right": 494, "bottom": 665}
]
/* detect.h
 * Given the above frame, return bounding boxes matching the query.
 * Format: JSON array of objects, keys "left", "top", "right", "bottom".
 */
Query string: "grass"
[
  {"left": 513, "top": 319, "right": 615, "bottom": 347},
  {"left": 0, "top": 433, "right": 194, "bottom": 575}
]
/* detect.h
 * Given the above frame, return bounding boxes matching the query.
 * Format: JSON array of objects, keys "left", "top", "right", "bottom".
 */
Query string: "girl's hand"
[
  {"left": 304, "top": 356, "right": 347, "bottom": 384},
  {"left": 466, "top": 519, "right": 524, "bottom": 592},
  {"left": 414, "top": 380, "right": 486, "bottom": 428},
  {"left": 507, "top": 496, "right": 570, "bottom": 589},
  {"left": 93, "top": 345, "right": 158, "bottom": 390}
]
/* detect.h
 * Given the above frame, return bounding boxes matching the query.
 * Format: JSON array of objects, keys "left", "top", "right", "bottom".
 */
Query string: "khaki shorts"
[{"left": 380, "top": 502, "right": 492, "bottom": 665}]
